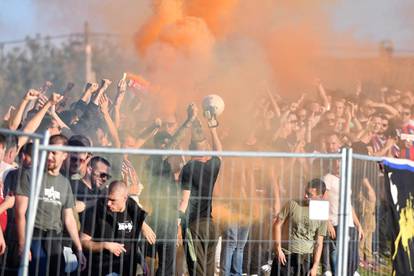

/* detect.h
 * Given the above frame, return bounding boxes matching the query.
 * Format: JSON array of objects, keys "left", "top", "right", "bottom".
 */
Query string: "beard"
[{"left": 48, "top": 161, "right": 57, "bottom": 171}]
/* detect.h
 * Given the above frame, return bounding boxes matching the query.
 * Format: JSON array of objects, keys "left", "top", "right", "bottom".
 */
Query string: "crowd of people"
[{"left": 0, "top": 75, "right": 404, "bottom": 275}]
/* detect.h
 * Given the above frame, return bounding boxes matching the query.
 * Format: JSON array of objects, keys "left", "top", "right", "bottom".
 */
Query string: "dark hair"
[
  {"left": 18, "top": 142, "right": 33, "bottom": 160},
  {"left": 89, "top": 156, "right": 111, "bottom": 169},
  {"left": 4, "top": 135, "right": 18, "bottom": 151},
  {"left": 0, "top": 134, "right": 7, "bottom": 149},
  {"left": 153, "top": 131, "right": 172, "bottom": 146},
  {"left": 307, "top": 178, "right": 326, "bottom": 195},
  {"left": 68, "top": 135, "right": 92, "bottom": 147},
  {"left": 49, "top": 134, "right": 68, "bottom": 146},
  {"left": 383, "top": 119, "right": 399, "bottom": 139}
]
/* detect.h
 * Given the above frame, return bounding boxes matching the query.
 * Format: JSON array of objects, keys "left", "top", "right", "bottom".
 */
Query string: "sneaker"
[{"left": 323, "top": 271, "right": 333, "bottom": 276}]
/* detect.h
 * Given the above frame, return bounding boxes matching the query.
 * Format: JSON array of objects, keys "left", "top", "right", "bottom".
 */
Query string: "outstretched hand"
[
  {"left": 99, "top": 94, "right": 110, "bottom": 114},
  {"left": 187, "top": 103, "right": 198, "bottom": 122}
]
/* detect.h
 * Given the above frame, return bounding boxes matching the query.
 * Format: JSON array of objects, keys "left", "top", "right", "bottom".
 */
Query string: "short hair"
[
  {"left": 49, "top": 134, "right": 68, "bottom": 146},
  {"left": 89, "top": 156, "right": 111, "bottom": 169},
  {"left": 18, "top": 142, "right": 33, "bottom": 159},
  {"left": 153, "top": 131, "right": 172, "bottom": 145},
  {"left": 68, "top": 135, "right": 92, "bottom": 147},
  {"left": 189, "top": 140, "right": 208, "bottom": 151},
  {"left": 0, "top": 134, "right": 7, "bottom": 149},
  {"left": 108, "top": 180, "right": 127, "bottom": 194},
  {"left": 307, "top": 178, "right": 326, "bottom": 196},
  {"left": 332, "top": 97, "right": 346, "bottom": 104},
  {"left": 326, "top": 131, "right": 340, "bottom": 140},
  {"left": 5, "top": 135, "right": 18, "bottom": 151}
]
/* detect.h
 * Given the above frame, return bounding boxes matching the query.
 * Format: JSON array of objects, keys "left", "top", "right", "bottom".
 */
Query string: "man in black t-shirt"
[
  {"left": 178, "top": 114, "right": 222, "bottom": 276},
  {"left": 81, "top": 180, "right": 146, "bottom": 276}
]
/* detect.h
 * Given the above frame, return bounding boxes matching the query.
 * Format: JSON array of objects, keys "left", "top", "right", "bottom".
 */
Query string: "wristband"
[{"left": 178, "top": 210, "right": 186, "bottom": 220}]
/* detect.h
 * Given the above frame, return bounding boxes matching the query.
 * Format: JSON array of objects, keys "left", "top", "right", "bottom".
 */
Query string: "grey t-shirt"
[
  {"left": 16, "top": 173, "right": 75, "bottom": 232},
  {"left": 279, "top": 200, "right": 327, "bottom": 254}
]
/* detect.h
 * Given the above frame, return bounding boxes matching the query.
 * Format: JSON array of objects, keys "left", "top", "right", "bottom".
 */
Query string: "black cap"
[{"left": 68, "top": 135, "right": 92, "bottom": 147}]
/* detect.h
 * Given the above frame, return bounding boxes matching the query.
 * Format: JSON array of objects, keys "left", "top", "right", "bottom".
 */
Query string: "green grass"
[{"left": 358, "top": 257, "right": 392, "bottom": 276}]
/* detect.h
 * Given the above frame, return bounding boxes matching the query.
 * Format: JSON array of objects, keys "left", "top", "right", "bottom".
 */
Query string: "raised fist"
[
  {"left": 154, "top": 118, "right": 162, "bottom": 128},
  {"left": 187, "top": 103, "right": 198, "bottom": 122},
  {"left": 117, "top": 79, "right": 127, "bottom": 93},
  {"left": 85, "top": 82, "right": 99, "bottom": 93},
  {"left": 24, "top": 89, "right": 41, "bottom": 101},
  {"left": 101, "top": 79, "right": 112, "bottom": 89}
]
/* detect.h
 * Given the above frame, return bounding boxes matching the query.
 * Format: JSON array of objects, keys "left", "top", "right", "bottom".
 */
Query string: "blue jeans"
[
  {"left": 322, "top": 226, "right": 359, "bottom": 276},
  {"left": 220, "top": 225, "right": 250, "bottom": 276}
]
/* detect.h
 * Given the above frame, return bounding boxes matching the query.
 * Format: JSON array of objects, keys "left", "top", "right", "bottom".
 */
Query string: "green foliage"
[{"left": 0, "top": 35, "right": 138, "bottom": 114}]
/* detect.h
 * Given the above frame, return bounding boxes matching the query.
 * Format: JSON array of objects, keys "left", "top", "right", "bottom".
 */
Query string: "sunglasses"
[
  {"left": 70, "top": 156, "right": 87, "bottom": 163},
  {"left": 97, "top": 172, "right": 111, "bottom": 180}
]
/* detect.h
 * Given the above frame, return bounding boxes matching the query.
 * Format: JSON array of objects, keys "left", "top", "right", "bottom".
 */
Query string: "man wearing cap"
[{"left": 62, "top": 134, "right": 93, "bottom": 181}]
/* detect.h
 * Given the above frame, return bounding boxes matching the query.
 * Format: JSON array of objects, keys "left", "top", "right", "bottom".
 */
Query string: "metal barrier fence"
[{"left": 0, "top": 129, "right": 392, "bottom": 276}]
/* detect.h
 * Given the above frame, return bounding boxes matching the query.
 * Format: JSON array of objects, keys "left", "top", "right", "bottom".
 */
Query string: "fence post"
[
  {"left": 19, "top": 131, "right": 50, "bottom": 276},
  {"left": 336, "top": 147, "right": 353, "bottom": 276}
]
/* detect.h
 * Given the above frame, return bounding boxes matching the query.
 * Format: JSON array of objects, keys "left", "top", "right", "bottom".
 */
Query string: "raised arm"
[
  {"left": 315, "top": 78, "right": 330, "bottom": 111},
  {"left": 134, "top": 119, "right": 162, "bottom": 148},
  {"left": 9, "top": 89, "right": 40, "bottom": 130},
  {"left": 266, "top": 88, "right": 281, "bottom": 117},
  {"left": 366, "top": 99, "right": 399, "bottom": 118},
  {"left": 92, "top": 79, "right": 112, "bottom": 106},
  {"left": 362, "top": 177, "right": 376, "bottom": 202},
  {"left": 18, "top": 93, "right": 63, "bottom": 150},
  {"left": 113, "top": 78, "right": 127, "bottom": 128},
  {"left": 80, "top": 82, "right": 99, "bottom": 104},
  {"left": 49, "top": 105, "right": 70, "bottom": 130},
  {"left": 99, "top": 94, "right": 121, "bottom": 148},
  {"left": 166, "top": 104, "right": 197, "bottom": 150},
  {"left": 209, "top": 127, "right": 222, "bottom": 152}
]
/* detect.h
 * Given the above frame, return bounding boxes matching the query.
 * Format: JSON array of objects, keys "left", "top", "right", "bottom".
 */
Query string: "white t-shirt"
[
  {"left": 0, "top": 161, "right": 16, "bottom": 182},
  {"left": 322, "top": 173, "right": 354, "bottom": 227}
]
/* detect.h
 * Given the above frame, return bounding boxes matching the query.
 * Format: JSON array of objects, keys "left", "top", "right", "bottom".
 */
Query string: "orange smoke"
[
  {"left": 265, "top": 24, "right": 321, "bottom": 93},
  {"left": 135, "top": 0, "right": 183, "bottom": 55},
  {"left": 126, "top": 72, "right": 151, "bottom": 89},
  {"left": 184, "top": 0, "right": 238, "bottom": 37}
]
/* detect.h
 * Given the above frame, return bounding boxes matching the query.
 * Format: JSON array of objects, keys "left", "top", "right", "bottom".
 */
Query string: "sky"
[{"left": 0, "top": 0, "right": 413, "bottom": 52}]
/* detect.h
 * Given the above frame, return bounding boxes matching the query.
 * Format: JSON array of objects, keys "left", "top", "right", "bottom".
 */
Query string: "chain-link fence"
[{"left": 0, "top": 129, "right": 394, "bottom": 276}]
